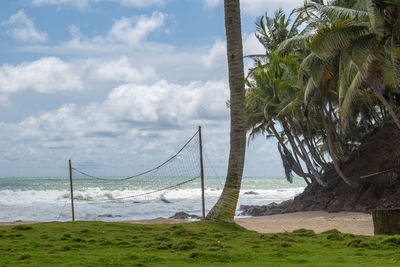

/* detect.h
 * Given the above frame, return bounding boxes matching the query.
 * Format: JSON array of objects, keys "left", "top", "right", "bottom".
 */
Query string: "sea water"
[{"left": 0, "top": 176, "right": 306, "bottom": 222}]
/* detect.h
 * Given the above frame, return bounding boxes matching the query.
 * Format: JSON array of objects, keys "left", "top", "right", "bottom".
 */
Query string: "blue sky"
[{"left": 0, "top": 0, "right": 302, "bottom": 177}]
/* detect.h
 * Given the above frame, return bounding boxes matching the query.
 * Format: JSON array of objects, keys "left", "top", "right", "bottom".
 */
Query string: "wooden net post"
[
  {"left": 198, "top": 126, "right": 206, "bottom": 220},
  {"left": 69, "top": 159, "right": 75, "bottom": 222}
]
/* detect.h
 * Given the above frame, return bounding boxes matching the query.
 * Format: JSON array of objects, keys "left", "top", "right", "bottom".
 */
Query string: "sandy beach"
[
  {"left": 0, "top": 211, "right": 374, "bottom": 236},
  {"left": 235, "top": 211, "right": 374, "bottom": 236}
]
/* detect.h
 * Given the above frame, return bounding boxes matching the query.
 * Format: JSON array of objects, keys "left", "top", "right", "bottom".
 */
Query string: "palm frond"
[
  {"left": 350, "top": 33, "right": 377, "bottom": 66},
  {"left": 340, "top": 71, "right": 363, "bottom": 127},
  {"left": 277, "top": 33, "right": 314, "bottom": 54},
  {"left": 308, "top": 2, "right": 369, "bottom": 21},
  {"left": 312, "top": 20, "right": 368, "bottom": 59}
]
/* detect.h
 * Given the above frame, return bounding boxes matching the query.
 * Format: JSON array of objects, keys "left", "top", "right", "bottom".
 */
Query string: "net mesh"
[{"left": 64, "top": 130, "right": 203, "bottom": 221}]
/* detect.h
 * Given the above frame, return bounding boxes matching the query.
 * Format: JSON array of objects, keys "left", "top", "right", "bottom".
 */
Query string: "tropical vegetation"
[{"left": 246, "top": 0, "right": 400, "bottom": 188}]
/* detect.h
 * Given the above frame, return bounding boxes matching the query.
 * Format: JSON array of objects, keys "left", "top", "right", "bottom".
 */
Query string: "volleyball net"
[{"left": 61, "top": 127, "right": 207, "bottom": 222}]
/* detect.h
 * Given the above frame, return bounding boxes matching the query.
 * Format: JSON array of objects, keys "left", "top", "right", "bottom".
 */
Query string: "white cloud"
[
  {"left": 32, "top": 0, "right": 90, "bottom": 9},
  {"left": 201, "top": 34, "right": 264, "bottom": 69},
  {"left": 106, "top": 12, "right": 165, "bottom": 46},
  {"left": 13, "top": 79, "right": 229, "bottom": 143},
  {"left": 0, "top": 79, "right": 230, "bottom": 174},
  {"left": 103, "top": 80, "right": 229, "bottom": 124},
  {"left": 31, "top": 0, "right": 165, "bottom": 9},
  {"left": 115, "top": 0, "right": 165, "bottom": 8},
  {"left": 205, "top": 0, "right": 220, "bottom": 8},
  {"left": 2, "top": 9, "right": 47, "bottom": 43},
  {"left": 241, "top": 0, "right": 302, "bottom": 16},
  {"left": 203, "top": 0, "right": 302, "bottom": 15},
  {"left": 243, "top": 33, "right": 264, "bottom": 56},
  {"left": 59, "top": 11, "right": 166, "bottom": 51},
  {"left": 0, "top": 57, "right": 82, "bottom": 94},
  {"left": 201, "top": 39, "right": 226, "bottom": 69},
  {"left": 87, "top": 56, "right": 157, "bottom": 83},
  {"left": 6, "top": 79, "right": 229, "bottom": 142}
]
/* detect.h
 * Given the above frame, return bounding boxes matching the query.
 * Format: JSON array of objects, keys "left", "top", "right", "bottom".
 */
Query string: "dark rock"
[
  {"left": 160, "top": 196, "right": 172, "bottom": 204},
  {"left": 243, "top": 191, "right": 259, "bottom": 195},
  {"left": 98, "top": 214, "right": 113, "bottom": 218},
  {"left": 97, "top": 214, "right": 121, "bottom": 218},
  {"left": 239, "top": 122, "right": 400, "bottom": 216},
  {"left": 239, "top": 202, "right": 287, "bottom": 216},
  {"left": 169, "top": 212, "right": 201, "bottom": 220}
]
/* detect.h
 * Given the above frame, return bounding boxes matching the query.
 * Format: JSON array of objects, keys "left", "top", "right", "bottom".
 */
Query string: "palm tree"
[
  {"left": 206, "top": 0, "right": 247, "bottom": 221},
  {"left": 244, "top": 0, "right": 400, "bottom": 192},
  {"left": 245, "top": 0, "right": 393, "bottom": 188},
  {"left": 305, "top": 0, "right": 400, "bottom": 129}
]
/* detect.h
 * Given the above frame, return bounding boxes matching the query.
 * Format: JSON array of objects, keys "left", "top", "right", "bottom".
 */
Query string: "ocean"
[{"left": 0, "top": 176, "right": 306, "bottom": 222}]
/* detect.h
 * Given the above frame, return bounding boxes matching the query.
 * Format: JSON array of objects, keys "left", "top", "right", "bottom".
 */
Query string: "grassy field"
[{"left": 0, "top": 221, "right": 400, "bottom": 266}]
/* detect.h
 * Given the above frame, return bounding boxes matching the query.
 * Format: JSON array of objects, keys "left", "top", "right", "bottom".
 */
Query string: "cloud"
[
  {"left": 0, "top": 79, "right": 230, "bottom": 174},
  {"left": 201, "top": 34, "right": 264, "bottom": 70},
  {"left": 104, "top": 80, "right": 229, "bottom": 124},
  {"left": 201, "top": 39, "right": 226, "bottom": 69},
  {"left": 203, "top": 0, "right": 302, "bottom": 15},
  {"left": 0, "top": 57, "right": 82, "bottom": 94},
  {"left": 240, "top": 0, "right": 302, "bottom": 16},
  {"left": 5, "top": 79, "right": 229, "bottom": 142},
  {"left": 106, "top": 12, "right": 165, "bottom": 46},
  {"left": 205, "top": 0, "right": 220, "bottom": 8},
  {"left": 2, "top": 9, "right": 47, "bottom": 43},
  {"left": 86, "top": 56, "right": 157, "bottom": 83},
  {"left": 49, "top": 11, "right": 166, "bottom": 53},
  {"left": 242, "top": 33, "right": 265, "bottom": 75},
  {"left": 31, "top": 0, "right": 166, "bottom": 9},
  {"left": 243, "top": 33, "right": 264, "bottom": 56},
  {"left": 114, "top": 0, "right": 165, "bottom": 8},
  {"left": 13, "top": 79, "right": 229, "bottom": 144}
]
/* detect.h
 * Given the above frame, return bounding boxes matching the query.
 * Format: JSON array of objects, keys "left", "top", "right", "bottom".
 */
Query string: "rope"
[
  {"left": 56, "top": 197, "right": 69, "bottom": 221},
  {"left": 204, "top": 150, "right": 224, "bottom": 187},
  {"left": 71, "top": 129, "right": 200, "bottom": 181},
  {"left": 76, "top": 176, "right": 200, "bottom": 202}
]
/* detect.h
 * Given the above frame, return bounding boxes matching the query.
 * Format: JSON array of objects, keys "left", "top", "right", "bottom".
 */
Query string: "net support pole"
[
  {"left": 69, "top": 159, "right": 75, "bottom": 222},
  {"left": 198, "top": 126, "right": 206, "bottom": 220}
]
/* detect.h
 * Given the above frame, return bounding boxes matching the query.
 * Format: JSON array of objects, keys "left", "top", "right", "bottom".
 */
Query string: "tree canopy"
[{"left": 246, "top": 0, "right": 400, "bottom": 187}]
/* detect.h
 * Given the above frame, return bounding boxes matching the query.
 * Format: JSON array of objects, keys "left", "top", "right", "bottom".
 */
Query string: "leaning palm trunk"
[
  {"left": 318, "top": 105, "right": 356, "bottom": 187},
  {"left": 206, "top": 0, "right": 247, "bottom": 221},
  {"left": 373, "top": 87, "right": 400, "bottom": 130},
  {"left": 282, "top": 120, "right": 328, "bottom": 187}
]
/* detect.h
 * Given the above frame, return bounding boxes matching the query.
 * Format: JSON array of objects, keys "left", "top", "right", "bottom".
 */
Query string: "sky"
[{"left": 0, "top": 0, "right": 303, "bottom": 178}]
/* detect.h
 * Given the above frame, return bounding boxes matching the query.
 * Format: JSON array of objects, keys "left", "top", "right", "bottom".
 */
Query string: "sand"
[
  {"left": 0, "top": 221, "right": 39, "bottom": 226},
  {"left": 236, "top": 211, "right": 374, "bottom": 236},
  {"left": 0, "top": 211, "right": 374, "bottom": 236}
]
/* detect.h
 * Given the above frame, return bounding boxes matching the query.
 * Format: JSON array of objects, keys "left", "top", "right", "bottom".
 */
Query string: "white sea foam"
[{"left": 0, "top": 177, "right": 305, "bottom": 222}]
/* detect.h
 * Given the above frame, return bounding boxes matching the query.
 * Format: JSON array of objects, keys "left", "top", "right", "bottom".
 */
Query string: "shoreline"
[{"left": 0, "top": 210, "right": 374, "bottom": 236}]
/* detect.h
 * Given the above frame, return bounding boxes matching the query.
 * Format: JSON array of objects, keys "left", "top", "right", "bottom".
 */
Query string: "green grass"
[{"left": 0, "top": 221, "right": 400, "bottom": 266}]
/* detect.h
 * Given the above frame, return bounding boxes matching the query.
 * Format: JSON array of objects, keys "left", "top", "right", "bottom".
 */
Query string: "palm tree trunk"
[
  {"left": 270, "top": 124, "right": 310, "bottom": 182},
  {"left": 206, "top": 0, "right": 247, "bottom": 221},
  {"left": 305, "top": 115, "right": 330, "bottom": 167},
  {"left": 373, "top": 86, "right": 400, "bottom": 130},
  {"left": 282, "top": 120, "right": 328, "bottom": 187},
  {"left": 319, "top": 105, "right": 356, "bottom": 187},
  {"left": 323, "top": 104, "right": 349, "bottom": 161},
  {"left": 291, "top": 117, "right": 328, "bottom": 169}
]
